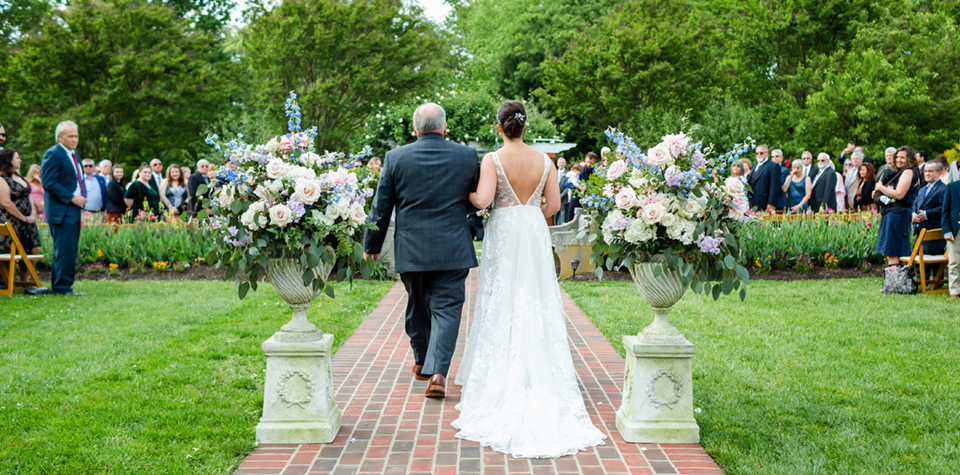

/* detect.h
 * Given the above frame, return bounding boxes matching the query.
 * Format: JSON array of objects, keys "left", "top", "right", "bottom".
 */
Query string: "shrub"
[{"left": 794, "top": 254, "right": 814, "bottom": 273}]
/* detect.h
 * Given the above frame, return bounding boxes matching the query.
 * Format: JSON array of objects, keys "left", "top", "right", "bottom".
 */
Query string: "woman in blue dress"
[
  {"left": 781, "top": 160, "right": 811, "bottom": 213},
  {"left": 874, "top": 146, "right": 920, "bottom": 269}
]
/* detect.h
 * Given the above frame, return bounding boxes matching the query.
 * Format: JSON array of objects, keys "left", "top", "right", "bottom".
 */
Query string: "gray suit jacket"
[{"left": 363, "top": 133, "right": 480, "bottom": 273}]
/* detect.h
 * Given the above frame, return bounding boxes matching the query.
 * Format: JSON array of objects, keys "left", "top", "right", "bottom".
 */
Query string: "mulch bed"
[
  {"left": 36, "top": 265, "right": 230, "bottom": 283},
  {"left": 560, "top": 266, "right": 883, "bottom": 282}
]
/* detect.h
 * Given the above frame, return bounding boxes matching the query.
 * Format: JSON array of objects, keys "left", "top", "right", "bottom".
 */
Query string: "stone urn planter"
[
  {"left": 256, "top": 252, "right": 342, "bottom": 444},
  {"left": 616, "top": 258, "right": 699, "bottom": 444}
]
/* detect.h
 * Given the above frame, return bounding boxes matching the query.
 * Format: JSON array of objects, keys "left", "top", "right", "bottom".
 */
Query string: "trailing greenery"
[
  {"left": 0, "top": 279, "right": 394, "bottom": 474},
  {"left": 563, "top": 278, "right": 960, "bottom": 475}
]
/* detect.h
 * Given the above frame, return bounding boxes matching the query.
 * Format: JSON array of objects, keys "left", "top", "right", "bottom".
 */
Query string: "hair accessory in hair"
[{"left": 513, "top": 113, "right": 526, "bottom": 123}]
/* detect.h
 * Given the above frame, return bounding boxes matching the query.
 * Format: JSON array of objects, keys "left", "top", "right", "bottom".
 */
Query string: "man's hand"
[
  {"left": 364, "top": 253, "right": 378, "bottom": 262},
  {"left": 945, "top": 234, "right": 955, "bottom": 242},
  {"left": 843, "top": 143, "right": 856, "bottom": 155},
  {"left": 766, "top": 204, "right": 776, "bottom": 214},
  {"left": 70, "top": 196, "right": 87, "bottom": 208}
]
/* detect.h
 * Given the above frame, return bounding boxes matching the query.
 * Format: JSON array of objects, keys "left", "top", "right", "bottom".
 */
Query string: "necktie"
[{"left": 71, "top": 151, "right": 86, "bottom": 198}]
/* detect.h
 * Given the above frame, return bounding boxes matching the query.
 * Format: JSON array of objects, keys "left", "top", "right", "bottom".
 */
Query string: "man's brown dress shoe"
[
  {"left": 426, "top": 374, "right": 446, "bottom": 398},
  {"left": 949, "top": 294, "right": 958, "bottom": 300},
  {"left": 412, "top": 364, "right": 429, "bottom": 381}
]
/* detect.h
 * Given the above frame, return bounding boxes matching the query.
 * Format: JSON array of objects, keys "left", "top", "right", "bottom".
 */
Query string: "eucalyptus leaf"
[
  {"left": 302, "top": 269, "right": 313, "bottom": 286},
  {"left": 238, "top": 281, "right": 250, "bottom": 300}
]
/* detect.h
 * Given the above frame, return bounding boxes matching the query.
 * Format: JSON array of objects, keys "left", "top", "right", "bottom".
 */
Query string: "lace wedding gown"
[{"left": 452, "top": 152, "right": 606, "bottom": 458}]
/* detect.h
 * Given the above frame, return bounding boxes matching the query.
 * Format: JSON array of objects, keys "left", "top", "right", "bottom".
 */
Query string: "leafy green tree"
[
  {"left": 4, "top": 0, "right": 243, "bottom": 167},
  {"left": 453, "top": 0, "right": 623, "bottom": 102},
  {"left": 244, "top": 0, "right": 445, "bottom": 154},
  {"left": 540, "top": 0, "right": 724, "bottom": 143}
]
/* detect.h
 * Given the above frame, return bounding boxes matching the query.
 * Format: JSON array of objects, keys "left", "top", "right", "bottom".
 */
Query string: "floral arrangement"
[
  {"left": 201, "top": 92, "right": 377, "bottom": 299},
  {"left": 577, "top": 125, "right": 755, "bottom": 300}
]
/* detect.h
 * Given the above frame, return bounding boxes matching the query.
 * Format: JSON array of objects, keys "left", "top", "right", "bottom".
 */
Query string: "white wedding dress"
[{"left": 452, "top": 152, "right": 606, "bottom": 458}]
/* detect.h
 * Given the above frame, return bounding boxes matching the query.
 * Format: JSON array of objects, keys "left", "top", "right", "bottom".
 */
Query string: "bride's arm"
[
  {"left": 469, "top": 154, "right": 497, "bottom": 209},
  {"left": 541, "top": 163, "right": 560, "bottom": 217}
]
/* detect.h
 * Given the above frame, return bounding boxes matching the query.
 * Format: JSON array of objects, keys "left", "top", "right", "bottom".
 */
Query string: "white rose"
[
  {"left": 606, "top": 160, "right": 628, "bottom": 180},
  {"left": 301, "top": 152, "right": 320, "bottom": 166},
  {"left": 348, "top": 203, "right": 367, "bottom": 227},
  {"left": 615, "top": 187, "right": 638, "bottom": 210},
  {"left": 628, "top": 171, "right": 649, "bottom": 190},
  {"left": 218, "top": 186, "right": 234, "bottom": 210},
  {"left": 681, "top": 199, "right": 703, "bottom": 219},
  {"left": 293, "top": 178, "right": 322, "bottom": 205},
  {"left": 284, "top": 165, "right": 316, "bottom": 181},
  {"left": 660, "top": 212, "right": 679, "bottom": 228},
  {"left": 264, "top": 137, "right": 280, "bottom": 155},
  {"left": 266, "top": 157, "right": 289, "bottom": 179},
  {"left": 723, "top": 177, "right": 746, "bottom": 197},
  {"left": 241, "top": 202, "right": 265, "bottom": 231},
  {"left": 268, "top": 204, "right": 293, "bottom": 227},
  {"left": 623, "top": 219, "right": 655, "bottom": 243},
  {"left": 267, "top": 179, "right": 284, "bottom": 193},
  {"left": 325, "top": 199, "right": 350, "bottom": 221},
  {"left": 645, "top": 144, "right": 673, "bottom": 167},
  {"left": 641, "top": 202, "right": 666, "bottom": 224}
]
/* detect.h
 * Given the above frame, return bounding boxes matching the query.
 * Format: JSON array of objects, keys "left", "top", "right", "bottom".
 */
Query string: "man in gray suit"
[{"left": 364, "top": 103, "right": 480, "bottom": 398}]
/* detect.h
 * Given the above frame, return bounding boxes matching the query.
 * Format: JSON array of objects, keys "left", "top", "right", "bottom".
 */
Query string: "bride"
[{"left": 452, "top": 101, "right": 606, "bottom": 458}]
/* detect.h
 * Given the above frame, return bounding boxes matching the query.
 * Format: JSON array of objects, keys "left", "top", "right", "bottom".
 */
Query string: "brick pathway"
[{"left": 237, "top": 270, "right": 725, "bottom": 475}]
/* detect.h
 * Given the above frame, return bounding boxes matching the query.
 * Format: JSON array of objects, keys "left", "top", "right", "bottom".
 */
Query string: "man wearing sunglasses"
[{"left": 81, "top": 159, "right": 108, "bottom": 212}]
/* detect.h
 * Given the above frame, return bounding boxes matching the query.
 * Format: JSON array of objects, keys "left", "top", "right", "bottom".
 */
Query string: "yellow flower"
[
  {"left": 97, "top": 249, "right": 104, "bottom": 258},
  {"left": 109, "top": 263, "right": 118, "bottom": 269}
]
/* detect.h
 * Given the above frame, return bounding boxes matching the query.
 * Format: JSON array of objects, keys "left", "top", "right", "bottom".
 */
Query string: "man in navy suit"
[
  {"left": 364, "top": 103, "right": 480, "bottom": 398},
  {"left": 748, "top": 144, "right": 784, "bottom": 213},
  {"left": 940, "top": 178, "right": 960, "bottom": 299},
  {"left": 39, "top": 121, "right": 86, "bottom": 296},
  {"left": 912, "top": 160, "right": 946, "bottom": 256}
]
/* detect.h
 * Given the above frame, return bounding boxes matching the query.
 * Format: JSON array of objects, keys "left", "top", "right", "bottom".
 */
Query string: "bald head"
[{"left": 413, "top": 103, "right": 446, "bottom": 136}]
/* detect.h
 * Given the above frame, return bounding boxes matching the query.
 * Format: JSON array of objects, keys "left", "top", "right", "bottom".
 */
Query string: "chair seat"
[
  {"left": 0, "top": 253, "right": 43, "bottom": 260},
  {"left": 900, "top": 255, "right": 948, "bottom": 264}
]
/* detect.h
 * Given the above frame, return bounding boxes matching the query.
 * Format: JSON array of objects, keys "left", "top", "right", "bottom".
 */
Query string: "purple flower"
[
  {"left": 664, "top": 165, "right": 682, "bottom": 187},
  {"left": 692, "top": 151, "right": 706, "bottom": 170},
  {"left": 287, "top": 198, "right": 306, "bottom": 222},
  {"left": 228, "top": 226, "right": 238, "bottom": 236},
  {"left": 697, "top": 234, "right": 724, "bottom": 255}
]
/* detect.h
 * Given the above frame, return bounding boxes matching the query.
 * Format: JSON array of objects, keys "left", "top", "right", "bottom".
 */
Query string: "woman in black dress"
[
  {"left": 0, "top": 148, "right": 42, "bottom": 281},
  {"left": 105, "top": 165, "right": 128, "bottom": 223},
  {"left": 124, "top": 165, "right": 160, "bottom": 221}
]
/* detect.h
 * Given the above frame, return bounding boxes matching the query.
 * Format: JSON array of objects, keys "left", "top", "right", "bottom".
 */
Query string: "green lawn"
[
  {"left": 562, "top": 278, "right": 960, "bottom": 475},
  {"left": 0, "top": 279, "right": 394, "bottom": 474}
]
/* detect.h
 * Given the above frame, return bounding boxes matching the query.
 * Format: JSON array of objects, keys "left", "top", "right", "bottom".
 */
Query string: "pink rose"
[
  {"left": 268, "top": 204, "right": 293, "bottom": 227},
  {"left": 660, "top": 132, "right": 691, "bottom": 158},
  {"left": 606, "top": 160, "right": 628, "bottom": 180},
  {"left": 615, "top": 187, "right": 638, "bottom": 210},
  {"left": 645, "top": 145, "right": 673, "bottom": 167},
  {"left": 279, "top": 135, "right": 295, "bottom": 152}
]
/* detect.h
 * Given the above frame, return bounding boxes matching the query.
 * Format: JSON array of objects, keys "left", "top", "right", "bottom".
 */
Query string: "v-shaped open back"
[{"left": 491, "top": 152, "right": 551, "bottom": 210}]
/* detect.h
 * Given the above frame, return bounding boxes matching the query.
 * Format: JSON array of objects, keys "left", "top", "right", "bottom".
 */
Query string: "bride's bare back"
[{"left": 471, "top": 143, "right": 560, "bottom": 215}]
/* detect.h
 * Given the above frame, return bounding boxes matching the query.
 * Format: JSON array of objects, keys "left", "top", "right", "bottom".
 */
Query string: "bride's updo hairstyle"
[{"left": 497, "top": 101, "right": 527, "bottom": 139}]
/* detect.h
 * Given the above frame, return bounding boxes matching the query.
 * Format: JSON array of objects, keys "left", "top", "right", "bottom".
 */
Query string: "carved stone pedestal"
[
  {"left": 616, "top": 335, "right": 699, "bottom": 443},
  {"left": 256, "top": 334, "right": 342, "bottom": 444}
]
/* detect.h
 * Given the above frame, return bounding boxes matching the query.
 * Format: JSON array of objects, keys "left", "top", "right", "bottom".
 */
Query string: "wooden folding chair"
[
  {"left": 0, "top": 222, "right": 44, "bottom": 295},
  {"left": 901, "top": 228, "right": 949, "bottom": 294}
]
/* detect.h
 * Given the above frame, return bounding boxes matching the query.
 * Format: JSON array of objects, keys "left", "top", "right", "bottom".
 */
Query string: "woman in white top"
[{"left": 159, "top": 164, "right": 188, "bottom": 214}]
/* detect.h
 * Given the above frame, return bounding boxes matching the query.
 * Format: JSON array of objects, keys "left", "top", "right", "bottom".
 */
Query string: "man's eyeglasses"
[
  {"left": 83, "top": 165, "right": 95, "bottom": 168},
  {"left": 818, "top": 159, "right": 828, "bottom": 163}
]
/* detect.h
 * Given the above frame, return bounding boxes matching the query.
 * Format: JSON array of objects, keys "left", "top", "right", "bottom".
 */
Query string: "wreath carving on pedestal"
[
  {"left": 277, "top": 370, "right": 316, "bottom": 408},
  {"left": 646, "top": 369, "right": 683, "bottom": 409}
]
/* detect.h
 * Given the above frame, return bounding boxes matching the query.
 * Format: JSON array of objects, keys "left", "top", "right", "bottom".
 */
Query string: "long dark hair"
[
  {"left": 0, "top": 148, "right": 18, "bottom": 177},
  {"left": 894, "top": 146, "right": 918, "bottom": 172}
]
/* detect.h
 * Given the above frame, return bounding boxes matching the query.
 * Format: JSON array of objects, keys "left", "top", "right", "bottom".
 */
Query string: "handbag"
[{"left": 882, "top": 265, "right": 917, "bottom": 295}]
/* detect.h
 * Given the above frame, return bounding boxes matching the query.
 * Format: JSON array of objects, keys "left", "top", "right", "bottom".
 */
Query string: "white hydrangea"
[
  {"left": 241, "top": 201, "right": 268, "bottom": 231},
  {"left": 623, "top": 219, "right": 656, "bottom": 243},
  {"left": 285, "top": 165, "right": 316, "bottom": 181},
  {"left": 666, "top": 218, "right": 697, "bottom": 245}
]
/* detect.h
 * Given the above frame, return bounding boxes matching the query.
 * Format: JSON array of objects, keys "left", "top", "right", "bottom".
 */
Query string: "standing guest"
[
  {"left": 159, "top": 164, "right": 187, "bottom": 215},
  {"left": 782, "top": 160, "right": 811, "bottom": 213},
  {"left": 932, "top": 155, "right": 950, "bottom": 185},
  {"left": 730, "top": 160, "right": 747, "bottom": 184},
  {"left": 148, "top": 158, "right": 163, "bottom": 193},
  {"left": 561, "top": 163, "right": 582, "bottom": 224},
  {"left": 874, "top": 146, "right": 920, "bottom": 269},
  {"left": 826, "top": 159, "right": 846, "bottom": 212},
  {"left": 97, "top": 160, "right": 112, "bottom": 179},
  {"left": 912, "top": 160, "right": 946, "bottom": 256},
  {"left": 368, "top": 157, "right": 382, "bottom": 172},
  {"left": 25, "top": 164, "right": 44, "bottom": 216},
  {"left": 600, "top": 147, "right": 611, "bottom": 168},
  {"left": 740, "top": 157, "right": 752, "bottom": 180},
  {"left": 809, "top": 153, "right": 838, "bottom": 213},
  {"left": 916, "top": 150, "right": 928, "bottom": 172},
  {"left": 81, "top": 159, "right": 107, "bottom": 213},
  {"left": 747, "top": 144, "right": 783, "bottom": 213},
  {"left": 839, "top": 141, "right": 856, "bottom": 164},
  {"left": 877, "top": 147, "right": 896, "bottom": 180},
  {"left": 354, "top": 158, "right": 364, "bottom": 169},
  {"left": 105, "top": 165, "right": 127, "bottom": 223},
  {"left": 948, "top": 157, "right": 959, "bottom": 184},
  {"left": 0, "top": 148, "right": 42, "bottom": 283},
  {"left": 940, "top": 177, "right": 960, "bottom": 299},
  {"left": 181, "top": 166, "right": 191, "bottom": 180},
  {"left": 771, "top": 149, "right": 788, "bottom": 210},
  {"left": 554, "top": 157, "right": 567, "bottom": 224},
  {"left": 854, "top": 163, "right": 877, "bottom": 211},
  {"left": 124, "top": 165, "right": 160, "bottom": 219},
  {"left": 845, "top": 151, "right": 864, "bottom": 210},
  {"left": 800, "top": 151, "right": 814, "bottom": 177},
  {"left": 187, "top": 160, "right": 211, "bottom": 216},
  {"left": 39, "top": 120, "right": 86, "bottom": 296},
  {"left": 570, "top": 152, "right": 597, "bottom": 219}
]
